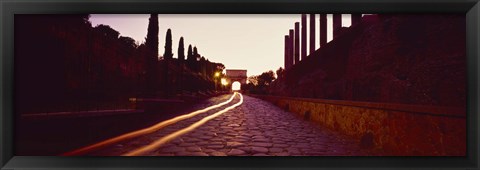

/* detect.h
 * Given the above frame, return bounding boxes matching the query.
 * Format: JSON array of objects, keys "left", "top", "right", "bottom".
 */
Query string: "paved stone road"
[{"left": 89, "top": 93, "right": 378, "bottom": 156}]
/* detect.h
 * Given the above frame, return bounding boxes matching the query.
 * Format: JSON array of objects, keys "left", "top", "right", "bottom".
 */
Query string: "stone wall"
[{"left": 252, "top": 95, "right": 466, "bottom": 156}]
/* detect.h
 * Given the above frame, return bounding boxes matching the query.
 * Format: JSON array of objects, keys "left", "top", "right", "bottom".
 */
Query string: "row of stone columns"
[
  {"left": 301, "top": 14, "right": 307, "bottom": 61},
  {"left": 332, "top": 14, "right": 342, "bottom": 39},
  {"left": 319, "top": 14, "right": 327, "bottom": 47},
  {"left": 284, "top": 14, "right": 362, "bottom": 70}
]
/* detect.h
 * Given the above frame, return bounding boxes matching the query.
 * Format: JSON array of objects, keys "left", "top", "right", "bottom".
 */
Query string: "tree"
[
  {"left": 186, "top": 44, "right": 194, "bottom": 70},
  {"left": 200, "top": 56, "right": 207, "bottom": 77},
  {"left": 94, "top": 24, "right": 120, "bottom": 39},
  {"left": 245, "top": 70, "right": 275, "bottom": 94},
  {"left": 215, "top": 63, "right": 225, "bottom": 71},
  {"left": 177, "top": 37, "right": 185, "bottom": 93},
  {"left": 276, "top": 67, "right": 285, "bottom": 79},
  {"left": 145, "top": 14, "right": 159, "bottom": 58},
  {"left": 186, "top": 46, "right": 201, "bottom": 72},
  {"left": 119, "top": 36, "right": 137, "bottom": 48},
  {"left": 258, "top": 70, "right": 275, "bottom": 86},
  {"left": 62, "top": 14, "right": 92, "bottom": 28},
  {"left": 247, "top": 76, "right": 259, "bottom": 86},
  {"left": 187, "top": 45, "right": 193, "bottom": 62},
  {"left": 178, "top": 37, "right": 185, "bottom": 61},
  {"left": 81, "top": 14, "right": 91, "bottom": 25},
  {"left": 163, "top": 29, "right": 173, "bottom": 60},
  {"left": 193, "top": 46, "right": 199, "bottom": 61},
  {"left": 144, "top": 14, "right": 159, "bottom": 97}
]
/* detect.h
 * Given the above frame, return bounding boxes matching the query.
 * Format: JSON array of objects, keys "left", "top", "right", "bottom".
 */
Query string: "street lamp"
[
  {"left": 221, "top": 78, "right": 228, "bottom": 86},
  {"left": 221, "top": 78, "right": 229, "bottom": 91},
  {"left": 214, "top": 72, "right": 221, "bottom": 91}
]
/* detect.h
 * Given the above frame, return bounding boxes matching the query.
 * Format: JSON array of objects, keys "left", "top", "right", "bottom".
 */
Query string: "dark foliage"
[
  {"left": 163, "top": 28, "right": 173, "bottom": 60},
  {"left": 246, "top": 70, "right": 276, "bottom": 94},
  {"left": 14, "top": 14, "right": 226, "bottom": 114},
  {"left": 178, "top": 37, "right": 185, "bottom": 61},
  {"left": 94, "top": 24, "right": 119, "bottom": 39},
  {"left": 144, "top": 14, "right": 159, "bottom": 97}
]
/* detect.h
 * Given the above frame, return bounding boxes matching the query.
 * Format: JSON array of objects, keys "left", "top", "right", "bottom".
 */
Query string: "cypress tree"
[
  {"left": 186, "top": 45, "right": 193, "bottom": 71},
  {"left": 187, "top": 45, "right": 193, "bottom": 61},
  {"left": 200, "top": 56, "right": 207, "bottom": 77},
  {"left": 192, "top": 46, "right": 200, "bottom": 72},
  {"left": 193, "top": 46, "right": 199, "bottom": 60},
  {"left": 144, "top": 14, "right": 159, "bottom": 97},
  {"left": 163, "top": 29, "right": 173, "bottom": 60},
  {"left": 178, "top": 37, "right": 185, "bottom": 61},
  {"left": 177, "top": 37, "right": 185, "bottom": 93},
  {"left": 145, "top": 14, "right": 158, "bottom": 59}
]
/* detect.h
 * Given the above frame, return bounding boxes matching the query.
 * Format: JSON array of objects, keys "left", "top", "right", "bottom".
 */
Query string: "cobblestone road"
[{"left": 89, "top": 93, "right": 376, "bottom": 156}]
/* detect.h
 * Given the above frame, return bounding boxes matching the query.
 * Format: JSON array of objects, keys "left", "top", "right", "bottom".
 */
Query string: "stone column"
[
  {"left": 289, "top": 29, "right": 294, "bottom": 68},
  {"left": 294, "top": 22, "right": 300, "bottom": 65},
  {"left": 333, "top": 14, "right": 342, "bottom": 39},
  {"left": 351, "top": 14, "right": 362, "bottom": 26},
  {"left": 309, "top": 14, "right": 315, "bottom": 55},
  {"left": 284, "top": 35, "right": 290, "bottom": 70},
  {"left": 301, "top": 14, "right": 307, "bottom": 60},
  {"left": 319, "top": 14, "right": 327, "bottom": 47}
]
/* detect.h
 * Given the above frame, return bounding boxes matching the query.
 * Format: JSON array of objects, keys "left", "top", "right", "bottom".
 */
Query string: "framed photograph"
[{"left": 1, "top": 0, "right": 479, "bottom": 169}]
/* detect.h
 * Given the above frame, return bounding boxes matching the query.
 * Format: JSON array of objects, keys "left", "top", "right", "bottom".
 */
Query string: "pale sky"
[{"left": 89, "top": 14, "right": 353, "bottom": 77}]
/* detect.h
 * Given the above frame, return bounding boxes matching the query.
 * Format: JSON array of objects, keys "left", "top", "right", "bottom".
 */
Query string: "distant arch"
[{"left": 225, "top": 69, "right": 247, "bottom": 86}]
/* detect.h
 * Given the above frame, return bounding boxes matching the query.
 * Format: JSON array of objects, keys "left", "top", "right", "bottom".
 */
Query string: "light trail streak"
[
  {"left": 61, "top": 93, "right": 237, "bottom": 156},
  {"left": 123, "top": 92, "right": 244, "bottom": 156}
]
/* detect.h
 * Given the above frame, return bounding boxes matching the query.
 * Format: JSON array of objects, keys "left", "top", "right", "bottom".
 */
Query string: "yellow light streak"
[
  {"left": 61, "top": 93, "right": 237, "bottom": 156},
  {"left": 123, "top": 92, "right": 244, "bottom": 156}
]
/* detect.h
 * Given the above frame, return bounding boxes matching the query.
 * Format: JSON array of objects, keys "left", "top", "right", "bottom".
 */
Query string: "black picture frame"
[{"left": 1, "top": 0, "right": 479, "bottom": 169}]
